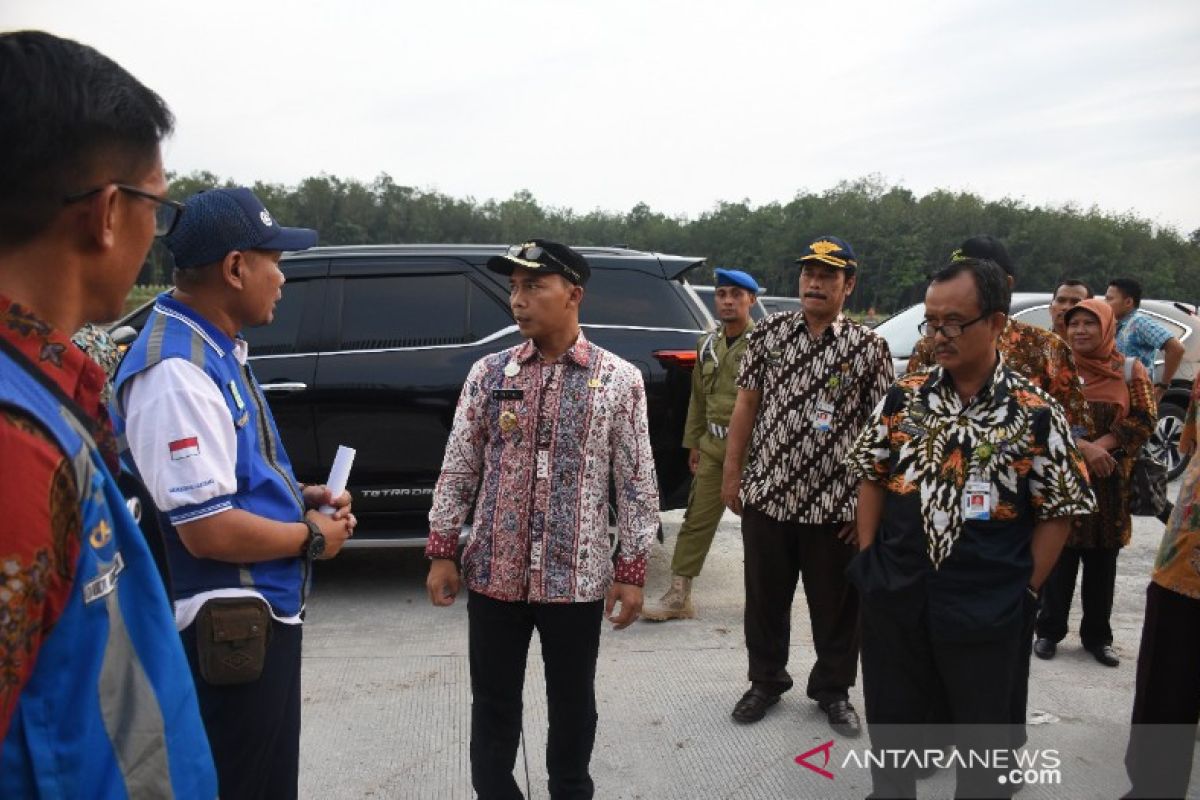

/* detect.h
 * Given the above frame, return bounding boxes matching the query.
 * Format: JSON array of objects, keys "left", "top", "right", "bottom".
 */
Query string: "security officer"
[{"left": 644, "top": 268, "right": 758, "bottom": 621}]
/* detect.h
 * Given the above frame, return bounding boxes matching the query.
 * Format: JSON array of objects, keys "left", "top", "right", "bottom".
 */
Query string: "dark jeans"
[
  {"left": 861, "top": 585, "right": 1020, "bottom": 799},
  {"left": 1126, "top": 582, "right": 1200, "bottom": 798},
  {"left": 1036, "top": 546, "right": 1120, "bottom": 647},
  {"left": 467, "top": 591, "right": 604, "bottom": 800},
  {"left": 182, "top": 618, "right": 302, "bottom": 800},
  {"left": 741, "top": 505, "right": 860, "bottom": 702}
]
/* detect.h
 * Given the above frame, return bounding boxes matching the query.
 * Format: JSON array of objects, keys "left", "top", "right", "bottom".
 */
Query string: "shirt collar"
[
  {"left": 515, "top": 329, "right": 592, "bottom": 368},
  {"left": 922, "top": 352, "right": 1010, "bottom": 410},
  {"left": 798, "top": 312, "right": 846, "bottom": 339},
  {"left": 0, "top": 293, "right": 109, "bottom": 423},
  {"left": 153, "top": 291, "right": 238, "bottom": 358}
]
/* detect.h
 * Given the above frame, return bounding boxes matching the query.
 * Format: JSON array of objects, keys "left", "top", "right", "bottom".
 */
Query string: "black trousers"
[
  {"left": 1125, "top": 582, "right": 1200, "bottom": 798},
  {"left": 467, "top": 591, "right": 604, "bottom": 800},
  {"left": 1036, "top": 546, "right": 1120, "bottom": 648},
  {"left": 182, "top": 618, "right": 302, "bottom": 800},
  {"left": 741, "top": 505, "right": 860, "bottom": 702},
  {"left": 861, "top": 585, "right": 1020, "bottom": 799}
]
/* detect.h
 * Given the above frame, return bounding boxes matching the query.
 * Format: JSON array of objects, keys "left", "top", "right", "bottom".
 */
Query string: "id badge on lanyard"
[
  {"left": 813, "top": 401, "right": 835, "bottom": 433},
  {"left": 962, "top": 478, "right": 992, "bottom": 521}
]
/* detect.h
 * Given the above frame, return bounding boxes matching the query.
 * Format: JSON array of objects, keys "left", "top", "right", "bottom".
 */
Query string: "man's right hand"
[
  {"left": 426, "top": 558, "right": 461, "bottom": 607},
  {"left": 721, "top": 472, "right": 743, "bottom": 516},
  {"left": 307, "top": 509, "right": 353, "bottom": 559},
  {"left": 1077, "top": 439, "right": 1116, "bottom": 479},
  {"left": 688, "top": 448, "right": 700, "bottom": 474}
]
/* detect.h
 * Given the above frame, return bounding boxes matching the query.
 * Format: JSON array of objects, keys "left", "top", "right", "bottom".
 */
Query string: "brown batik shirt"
[{"left": 736, "top": 311, "right": 894, "bottom": 524}]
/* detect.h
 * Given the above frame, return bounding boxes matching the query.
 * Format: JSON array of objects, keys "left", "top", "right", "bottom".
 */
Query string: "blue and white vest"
[
  {"left": 112, "top": 293, "right": 307, "bottom": 617},
  {"left": 0, "top": 343, "right": 217, "bottom": 799}
]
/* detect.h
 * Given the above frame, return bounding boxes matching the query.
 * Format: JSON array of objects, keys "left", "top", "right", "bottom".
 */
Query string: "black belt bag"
[{"left": 195, "top": 597, "right": 272, "bottom": 685}]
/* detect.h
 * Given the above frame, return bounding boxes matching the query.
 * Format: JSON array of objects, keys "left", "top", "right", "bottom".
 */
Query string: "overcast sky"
[{"left": 7, "top": 0, "right": 1199, "bottom": 234}]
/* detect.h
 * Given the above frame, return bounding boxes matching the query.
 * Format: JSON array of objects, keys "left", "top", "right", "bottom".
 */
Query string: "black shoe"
[
  {"left": 731, "top": 687, "right": 780, "bottom": 724},
  {"left": 1033, "top": 637, "right": 1056, "bottom": 660},
  {"left": 819, "top": 699, "right": 862, "bottom": 738},
  {"left": 1087, "top": 644, "right": 1120, "bottom": 667}
]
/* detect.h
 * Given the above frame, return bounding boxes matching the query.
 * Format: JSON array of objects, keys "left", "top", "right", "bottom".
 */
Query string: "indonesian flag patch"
[{"left": 169, "top": 436, "right": 201, "bottom": 460}]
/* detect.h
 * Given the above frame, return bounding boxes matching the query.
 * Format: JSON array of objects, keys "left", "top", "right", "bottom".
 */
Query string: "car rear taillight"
[{"left": 653, "top": 349, "right": 698, "bottom": 370}]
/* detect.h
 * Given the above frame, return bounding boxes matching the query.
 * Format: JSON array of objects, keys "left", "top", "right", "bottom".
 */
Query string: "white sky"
[{"left": 6, "top": 0, "right": 1199, "bottom": 234}]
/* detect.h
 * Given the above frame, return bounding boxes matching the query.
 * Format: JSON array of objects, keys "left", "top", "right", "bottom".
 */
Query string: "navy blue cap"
[
  {"left": 165, "top": 187, "right": 318, "bottom": 269},
  {"left": 487, "top": 239, "right": 591, "bottom": 286},
  {"left": 796, "top": 236, "right": 857, "bottom": 270},
  {"left": 714, "top": 268, "right": 760, "bottom": 293}
]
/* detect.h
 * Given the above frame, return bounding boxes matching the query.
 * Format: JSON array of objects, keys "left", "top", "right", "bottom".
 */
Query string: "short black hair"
[
  {"left": 930, "top": 257, "right": 1011, "bottom": 316},
  {"left": 1108, "top": 277, "right": 1143, "bottom": 307},
  {"left": 1055, "top": 278, "right": 1092, "bottom": 299},
  {"left": 0, "top": 31, "right": 173, "bottom": 247}
]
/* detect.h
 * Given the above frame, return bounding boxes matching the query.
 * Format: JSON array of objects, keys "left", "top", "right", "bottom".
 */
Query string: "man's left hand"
[
  {"left": 836, "top": 520, "right": 857, "bottom": 545},
  {"left": 605, "top": 582, "right": 643, "bottom": 629},
  {"left": 303, "top": 484, "right": 353, "bottom": 521}
]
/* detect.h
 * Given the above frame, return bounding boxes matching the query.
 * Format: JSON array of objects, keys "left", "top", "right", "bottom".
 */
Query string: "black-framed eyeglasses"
[
  {"left": 63, "top": 183, "right": 185, "bottom": 237},
  {"left": 917, "top": 314, "right": 988, "bottom": 339}
]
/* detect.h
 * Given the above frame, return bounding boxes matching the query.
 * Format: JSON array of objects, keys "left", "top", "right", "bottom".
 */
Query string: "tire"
[{"left": 1147, "top": 401, "right": 1188, "bottom": 481}]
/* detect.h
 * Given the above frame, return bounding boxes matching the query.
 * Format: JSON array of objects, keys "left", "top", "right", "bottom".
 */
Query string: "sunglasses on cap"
[{"left": 507, "top": 243, "right": 582, "bottom": 283}]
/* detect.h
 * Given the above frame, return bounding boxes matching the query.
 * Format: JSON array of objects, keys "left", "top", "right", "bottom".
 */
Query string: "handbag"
[
  {"left": 1123, "top": 358, "right": 1170, "bottom": 517},
  {"left": 195, "top": 597, "right": 272, "bottom": 685}
]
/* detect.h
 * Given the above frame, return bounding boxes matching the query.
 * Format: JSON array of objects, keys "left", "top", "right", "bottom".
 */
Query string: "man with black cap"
[
  {"left": 426, "top": 240, "right": 659, "bottom": 798},
  {"left": 906, "top": 235, "right": 1092, "bottom": 751},
  {"left": 720, "top": 236, "right": 893, "bottom": 736},
  {"left": 644, "top": 267, "right": 758, "bottom": 622},
  {"left": 112, "top": 187, "right": 355, "bottom": 800}
]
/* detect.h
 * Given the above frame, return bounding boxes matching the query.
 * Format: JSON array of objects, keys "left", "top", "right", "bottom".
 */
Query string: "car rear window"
[{"left": 582, "top": 269, "right": 701, "bottom": 329}]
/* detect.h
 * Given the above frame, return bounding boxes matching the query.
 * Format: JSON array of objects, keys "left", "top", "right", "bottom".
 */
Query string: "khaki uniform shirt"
[{"left": 682, "top": 320, "right": 754, "bottom": 453}]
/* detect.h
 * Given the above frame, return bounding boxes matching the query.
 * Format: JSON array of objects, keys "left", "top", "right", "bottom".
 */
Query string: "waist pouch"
[{"left": 195, "top": 597, "right": 272, "bottom": 685}]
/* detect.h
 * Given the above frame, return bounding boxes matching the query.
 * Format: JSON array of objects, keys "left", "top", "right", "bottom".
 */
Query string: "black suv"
[{"left": 117, "top": 244, "right": 712, "bottom": 545}]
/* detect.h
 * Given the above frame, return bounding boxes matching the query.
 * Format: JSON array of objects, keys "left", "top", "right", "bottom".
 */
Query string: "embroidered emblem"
[
  {"left": 260, "top": 210, "right": 273, "bottom": 226},
  {"left": 88, "top": 519, "right": 112, "bottom": 549},
  {"left": 499, "top": 410, "right": 519, "bottom": 432}
]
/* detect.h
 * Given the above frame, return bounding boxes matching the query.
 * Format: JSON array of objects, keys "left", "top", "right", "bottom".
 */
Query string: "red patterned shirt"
[
  {"left": 426, "top": 332, "right": 659, "bottom": 602},
  {"left": 0, "top": 295, "right": 115, "bottom": 738}
]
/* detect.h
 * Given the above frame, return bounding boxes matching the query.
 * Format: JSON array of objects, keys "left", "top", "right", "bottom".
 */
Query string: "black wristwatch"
[{"left": 301, "top": 518, "right": 326, "bottom": 560}]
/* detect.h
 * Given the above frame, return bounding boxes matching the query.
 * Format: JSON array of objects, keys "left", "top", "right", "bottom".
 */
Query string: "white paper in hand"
[{"left": 319, "top": 445, "right": 356, "bottom": 515}]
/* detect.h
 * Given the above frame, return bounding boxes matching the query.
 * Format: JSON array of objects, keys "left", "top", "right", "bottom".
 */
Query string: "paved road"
[{"left": 299, "top": 489, "right": 1200, "bottom": 798}]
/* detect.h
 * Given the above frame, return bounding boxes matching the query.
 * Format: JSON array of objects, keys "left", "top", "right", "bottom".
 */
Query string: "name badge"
[
  {"left": 812, "top": 401, "right": 836, "bottom": 432},
  {"left": 963, "top": 480, "right": 992, "bottom": 521},
  {"left": 492, "top": 388, "right": 524, "bottom": 401},
  {"left": 536, "top": 449, "right": 550, "bottom": 479},
  {"left": 83, "top": 552, "right": 125, "bottom": 604}
]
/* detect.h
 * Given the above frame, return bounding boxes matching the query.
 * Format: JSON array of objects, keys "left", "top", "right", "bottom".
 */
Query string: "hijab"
[{"left": 1064, "top": 297, "right": 1129, "bottom": 421}]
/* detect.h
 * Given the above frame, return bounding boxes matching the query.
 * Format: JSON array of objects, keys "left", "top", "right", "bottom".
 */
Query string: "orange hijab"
[{"left": 1064, "top": 297, "right": 1129, "bottom": 421}]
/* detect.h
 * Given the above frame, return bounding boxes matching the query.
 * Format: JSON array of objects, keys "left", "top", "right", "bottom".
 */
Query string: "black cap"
[
  {"left": 795, "top": 236, "right": 857, "bottom": 270},
  {"left": 487, "top": 239, "right": 590, "bottom": 286},
  {"left": 953, "top": 235, "right": 1013, "bottom": 277}
]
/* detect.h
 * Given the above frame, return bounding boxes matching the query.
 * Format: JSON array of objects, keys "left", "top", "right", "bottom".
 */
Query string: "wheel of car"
[{"left": 1147, "top": 401, "right": 1188, "bottom": 480}]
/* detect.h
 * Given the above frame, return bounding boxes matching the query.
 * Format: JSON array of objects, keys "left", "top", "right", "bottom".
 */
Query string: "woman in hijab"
[{"left": 1034, "top": 298, "right": 1157, "bottom": 667}]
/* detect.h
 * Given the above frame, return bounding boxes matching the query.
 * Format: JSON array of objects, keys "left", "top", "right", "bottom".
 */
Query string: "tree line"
[{"left": 145, "top": 172, "right": 1200, "bottom": 312}]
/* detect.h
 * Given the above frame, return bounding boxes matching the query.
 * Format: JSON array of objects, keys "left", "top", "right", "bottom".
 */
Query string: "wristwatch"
[{"left": 301, "top": 518, "right": 326, "bottom": 559}]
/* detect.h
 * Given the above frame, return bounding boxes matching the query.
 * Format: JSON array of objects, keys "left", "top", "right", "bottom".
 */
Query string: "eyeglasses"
[
  {"left": 63, "top": 183, "right": 185, "bottom": 237},
  {"left": 917, "top": 314, "right": 988, "bottom": 339},
  {"left": 508, "top": 243, "right": 581, "bottom": 283}
]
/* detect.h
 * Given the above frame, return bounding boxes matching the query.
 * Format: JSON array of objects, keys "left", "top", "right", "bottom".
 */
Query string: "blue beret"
[{"left": 714, "top": 268, "right": 760, "bottom": 293}]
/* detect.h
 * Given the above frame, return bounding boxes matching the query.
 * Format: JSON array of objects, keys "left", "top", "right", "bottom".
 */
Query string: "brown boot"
[{"left": 642, "top": 575, "right": 695, "bottom": 621}]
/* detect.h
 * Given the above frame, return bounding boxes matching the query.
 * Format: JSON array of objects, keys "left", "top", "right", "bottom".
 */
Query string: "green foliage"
[{"left": 153, "top": 170, "right": 1200, "bottom": 312}]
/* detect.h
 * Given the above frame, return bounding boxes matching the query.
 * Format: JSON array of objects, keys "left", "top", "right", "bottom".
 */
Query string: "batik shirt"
[
  {"left": 736, "top": 312, "right": 893, "bottom": 523},
  {"left": 426, "top": 332, "right": 659, "bottom": 603},
  {"left": 1153, "top": 374, "right": 1200, "bottom": 599},
  {"left": 1116, "top": 310, "right": 1174, "bottom": 371},
  {"left": 908, "top": 318, "right": 1093, "bottom": 438},
  {"left": 847, "top": 358, "right": 1096, "bottom": 640}
]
